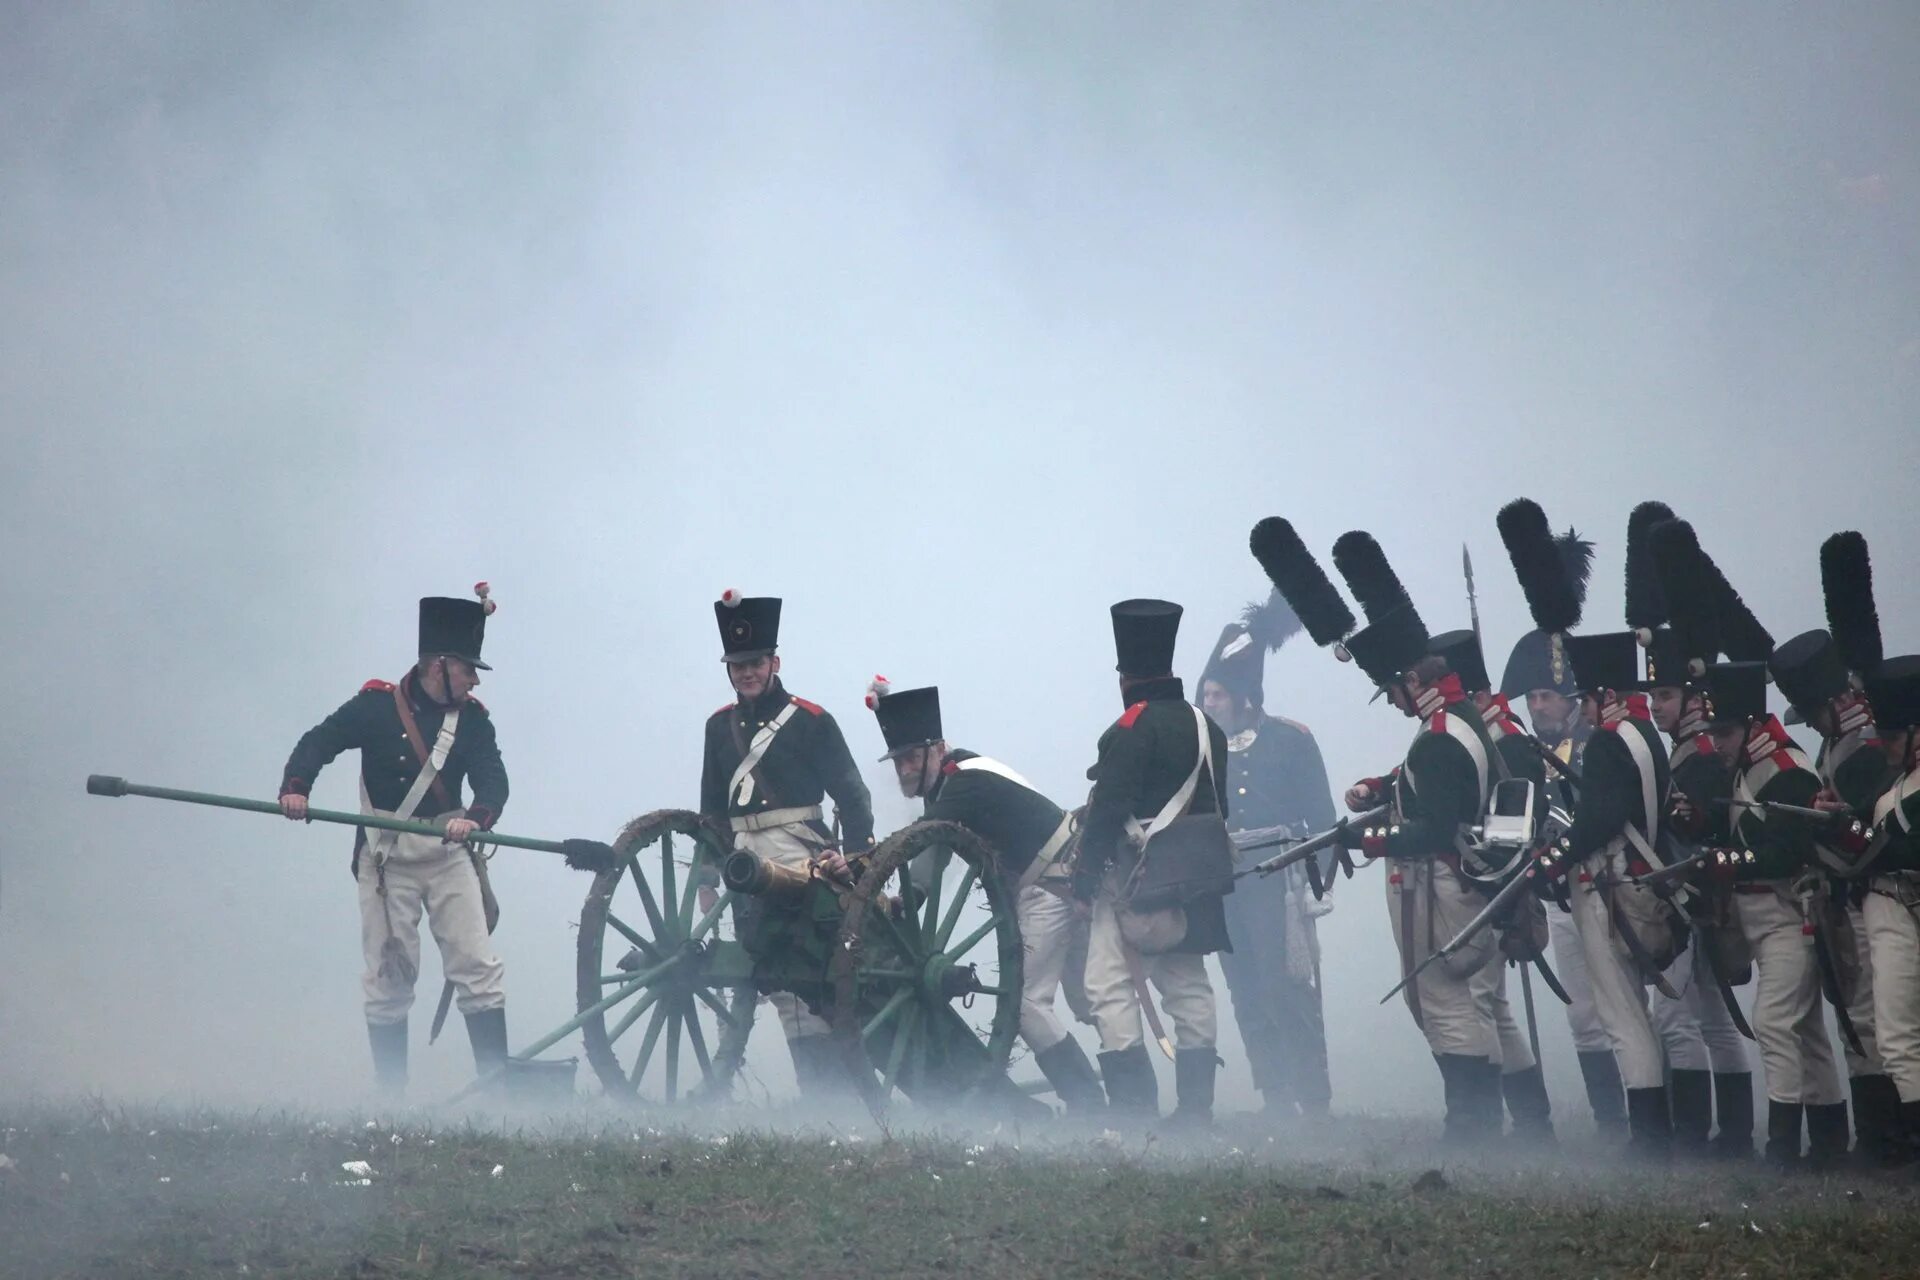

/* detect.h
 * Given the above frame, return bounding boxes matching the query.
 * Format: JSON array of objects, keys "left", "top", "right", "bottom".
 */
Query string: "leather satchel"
[{"left": 1121, "top": 707, "right": 1237, "bottom": 913}]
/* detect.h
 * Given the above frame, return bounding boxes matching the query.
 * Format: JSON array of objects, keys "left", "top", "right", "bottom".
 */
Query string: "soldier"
[
  {"left": 1194, "top": 593, "right": 1339, "bottom": 1118},
  {"left": 279, "top": 589, "right": 510, "bottom": 1093},
  {"left": 1654, "top": 518, "right": 1850, "bottom": 1169},
  {"left": 1860, "top": 656, "right": 1920, "bottom": 1149},
  {"left": 1627, "top": 500, "right": 1753, "bottom": 1159},
  {"left": 865, "top": 679, "right": 1106, "bottom": 1116},
  {"left": 700, "top": 590, "right": 875, "bottom": 1093},
  {"left": 1771, "top": 628, "right": 1898, "bottom": 1158},
  {"left": 1329, "top": 533, "right": 1507, "bottom": 1146},
  {"left": 1503, "top": 498, "right": 1677, "bottom": 1160},
  {"left": 1427, "top": 627, "right": 1556, "bottom": 1142},
  {"left": 1499, "top": 530, "right": 1623, "bottom": 1137},
  {"left": 1072, "top": 599, "right": 1230, "bottom": 1129}
]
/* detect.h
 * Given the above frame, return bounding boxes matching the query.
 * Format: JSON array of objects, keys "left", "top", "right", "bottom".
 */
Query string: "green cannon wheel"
[
  {"left": 575, "top": 809, "right": 757, "bottom": 1102},
  {"left": 828, "top": 820, "right": 1025, "bottom": 1114}
]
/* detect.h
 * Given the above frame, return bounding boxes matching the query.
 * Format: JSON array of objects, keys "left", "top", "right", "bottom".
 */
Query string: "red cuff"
[
  {"left": 280, "top": 777, "right": 311, "bottom": 798},
  {"left": 467, "top": 805, "right": 498, "bottom": 831}
]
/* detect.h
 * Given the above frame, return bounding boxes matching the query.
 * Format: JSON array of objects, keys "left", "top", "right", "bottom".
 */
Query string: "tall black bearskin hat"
[
  {"left": 1250, "top": 518, "right": 1357, "bottom": 648},
  {"left": 1625, "top": 501, "right": 1676, "bottom": 638},
  {"left": 1649, "top": 519, "right": 1774, "bottom": 666},
  {"left": 1499, "top": 500, "right": 1584, "bottom": 636},
  {"left": 1195, "top": 590, "right": 1303, "bottom": 710},
  {"left": 1331, "top": 531, "right": 1430, "bottom": 690},
  {"left": 1821, "top": 531, "right": 1882, "bottom": 681}
]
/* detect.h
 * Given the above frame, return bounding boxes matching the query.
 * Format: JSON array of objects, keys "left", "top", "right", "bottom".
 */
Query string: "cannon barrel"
[
  {"left": 720, "top": 848, "right": 816, "bottom": 897},
  {"left": 85, "top": 773, "right": 607, "bottom": 862}
]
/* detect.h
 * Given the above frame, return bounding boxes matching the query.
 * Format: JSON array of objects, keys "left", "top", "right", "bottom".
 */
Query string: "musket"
[
  {"left": 1236, "top": 806, "right": 1388, "bottom": 879},
  {"left": 1718, "top": 797, "right": 1861, "bottom": 827},
  {"left": 85, "top": 775, "right": 618, "bottom": 870},
  {"left": 1378, "top": 856, "right": 1543, "bottom": 1004}
]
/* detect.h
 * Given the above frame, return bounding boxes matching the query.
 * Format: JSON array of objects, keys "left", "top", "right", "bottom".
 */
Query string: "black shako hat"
[
  {"left": 1195, "top": 590, "right": 1303, "bottom": 709},
  {"left": 419, "top": 596, "right": 491, "bottom": 670},
  {"left": 715, "top": 589, "right": 781, "bottom": 661},
  {"left": 1703, "top": 661, "right": 1770, "bottom": 725},
  {"left": 1112, "top": 599, "right": 1182, "bottom": 677},
  {"left": 1565, "top": 631, "right": 1639, "bottom": 695},
  {"left": 1865, "top": 655, "right": 1920, "bottom": 733},
  {"left": 1770, "top": 629, "right": 1852, "bottom": 725},
  {"left": 868, "top": 683, "right": 943, "bottom": 761},
  {"left": 1428, "top": 629, "right": 1491, "bottom": 692},
  {"left": 1641, "top": 627, "right": 1695, "bottom": 691}
]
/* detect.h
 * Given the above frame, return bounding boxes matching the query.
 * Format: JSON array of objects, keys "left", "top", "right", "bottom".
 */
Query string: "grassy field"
[{"left": 2, "top": 1101, "right": 1914, "bottom": 1279}]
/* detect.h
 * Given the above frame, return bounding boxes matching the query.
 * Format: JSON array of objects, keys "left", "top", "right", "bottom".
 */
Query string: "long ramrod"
[
  {"left": 1237, "top": 805, "right": 1389, "bottom": 878},
  {"left": 86, "top": 774, "right": 616, "bottom": 868}
]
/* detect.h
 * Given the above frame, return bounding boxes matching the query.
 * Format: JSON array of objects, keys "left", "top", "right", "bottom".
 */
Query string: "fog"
[{"left": 3, "top": 4, "right": 1917, "bottom": 1120}]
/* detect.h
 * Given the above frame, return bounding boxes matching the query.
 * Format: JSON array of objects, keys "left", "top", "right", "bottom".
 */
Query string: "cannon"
[
  {"left": 86, "top": 776, "right": 1028, "bottom": 1113},
  {"left": 548, "top": 812, "right": 1025, "bottom": 1111}
]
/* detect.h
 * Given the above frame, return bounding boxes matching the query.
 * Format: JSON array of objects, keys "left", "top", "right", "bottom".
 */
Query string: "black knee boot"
[
  {"left": 1669, "top": 1069, "right": 1713, "bottom": 1157},
  {"left": 1850, "top": 1075, "right": 1908, "bottom": 1169},
  {"left": 1806, "top": 1102, "right": 1851, "bottom": 1173},
  {"left": 1437, "top": 1055, "right": 1501, "bottom": 1146},
  {"left": 1712, "top": 1071, "right": 1755, "bottom": 1160},
  {"left": 788, "top": 1035, "right": 853, "bottom": 1098},
  {"left": 1035, "top": 1037, "right": 1107, "bottom": 1116},
  {"left": 464, "top": 1008, "right": 508, "bottom": 1084},
  {"left": 1765, "top": 1100, "right": 1805, "bottom": 1171},
  {"left": 1626, "top": 1087, "right": 1672, "bottom": 1162},
  {"left": 1577, "top": 1050, "right": 1628, "bottom": 1138},
  {"left": 1501, "top": 1065, "right": 1556, "bottom": 1144},
  {"left": 1168, "top": 1049, "right": 1219, "bottom": 1130},
  {"left": 367, "top": 1020, "right": 408, "bottom": 1096},
  {"left": 1098, "top": 1045, "right": 1159, "bottom": 1123}
]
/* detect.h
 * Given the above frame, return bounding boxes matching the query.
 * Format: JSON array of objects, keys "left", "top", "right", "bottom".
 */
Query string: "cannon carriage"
[{"left": 542, "top": 811, "right": 1027, "bottom": 1112}]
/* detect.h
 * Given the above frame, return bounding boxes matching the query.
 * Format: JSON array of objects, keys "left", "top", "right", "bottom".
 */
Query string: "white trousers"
[
  {"left": 734, "top": 823, "right": 832, "bottom": 1040},
  {"left": 1567, "top": 857, "right": 1664, "bottom": 1089},
  {"left": 1384, "top": 859, "right": 1499, "bottom": 1059},
  {"left": 1474, "top": 956, "right": 1535, "bottom": 1073},
  {"left": 1084, "top": 873, "right": 1216, "bottom": 1053},
  {"left": 1549, "top": 902, "right": 1612, "bottom": 1053},
  {"left": 1649, "top": 939, "right": 1750, "bottom": 1073},
  {"left": 1864, "top": 879, "right": 1920, "bottom": 1102},
  {"left": 1016, "top": 885, "right": 1077, "bottom": 1053},
  {"left": 357, "top": 834, "right": 504, "bottom": 1025},
  {"left": 1734, "top": 886, "right": 1845, "bottom": 1105}
]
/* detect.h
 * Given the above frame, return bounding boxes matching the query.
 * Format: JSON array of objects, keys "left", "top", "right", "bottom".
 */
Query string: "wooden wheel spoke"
[
  {"left": 691, "top": 982, "right": 745, "bottom": 1028},
  {"left": 866, "top": 901, "right": 923, "bottom": 967},
  {"left": 659, "top": 832, "right": 679, "bottom": 940},
  {"left": 603, "top": 911, "right": 661, "bottom": 961},
  {"left": 627, "top": 1003, "right": 670, "bottom": 1090},
  {"left": 677, "top": 834, "right": 707, "bottom": 928},
  {"left": 664, "top": 1006, "right": 682, "bottom": 1101},
  {"left": 946, "top": 911, "right": 1004, "bottom": 963},
  {"left": 682, "top": 998, "right": 713, "bottom": 1078},
  {"left": 861, "top": 986, "right": 916, "bottom": 1042},
  {"left": 934, "top": 865, "right": 978, "bottom": 948},
  {"left": 625, "top": 856, "right": 669, "bottom": 939},
  {"left": 919, "top": 848, "right": 952, "bottom": 938},
  {"left": 690, "top": 889, "right": 735, "bottom": 944},
  {"left": 881, "top": 1005, "right": 919, "bottom": 1096},
  {"left": 605, "top": 987, "right": 662, "bottom": 1044}
]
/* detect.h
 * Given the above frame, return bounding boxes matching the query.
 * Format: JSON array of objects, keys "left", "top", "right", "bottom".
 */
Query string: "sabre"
[{"left": 1378, "top": 857, "right": 1543, "bottom": 1004}]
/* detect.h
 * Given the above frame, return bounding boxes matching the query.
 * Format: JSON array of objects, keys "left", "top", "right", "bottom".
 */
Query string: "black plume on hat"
[
  {"left": 1250, "top": 518, "right": 1356, "bottom": 647},
  {"left": 1498, "top": 499, "right": 1583, "bottom": 634},
  {"left": 1332, "top": 531, "right": 1422, "bottom": 633},
  {"left": 1821, "top": 531, "right": 1881, "bottom": 679},
  {"left": 1557, "top": 527, "right": 1594, "bottom": 610},
  {"left": 1242, "top": 589, "right": 1303, "bottom": 653},
  {"left": 1651, "top": 519, "right": 1773, "bottom": 663},
  {"left": 1625, "top": 501, "right": 1676, "bottom": 633}
]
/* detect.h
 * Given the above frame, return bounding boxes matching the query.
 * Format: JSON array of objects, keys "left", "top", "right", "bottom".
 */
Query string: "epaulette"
[
  {"left": 711, "top": 702, "right": 736, "bottom": 718},
  {"left": 791, "top": 696, "right": 826, "bottom": 716},
  {"left": 467, "top": 696, "right": 489, "bottom": 714},
  {"left": 1118, "top": 701, "right": 1148, "bottom": 729},
  {"left": 361, "top": 679, "right": 395, "bottom": 693},
  {"left": 1270, "top": 714, "right": 1313, "bottom": 737},
  {"left": 941, "top": 758, "right": 962, "bottom": 776}
]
